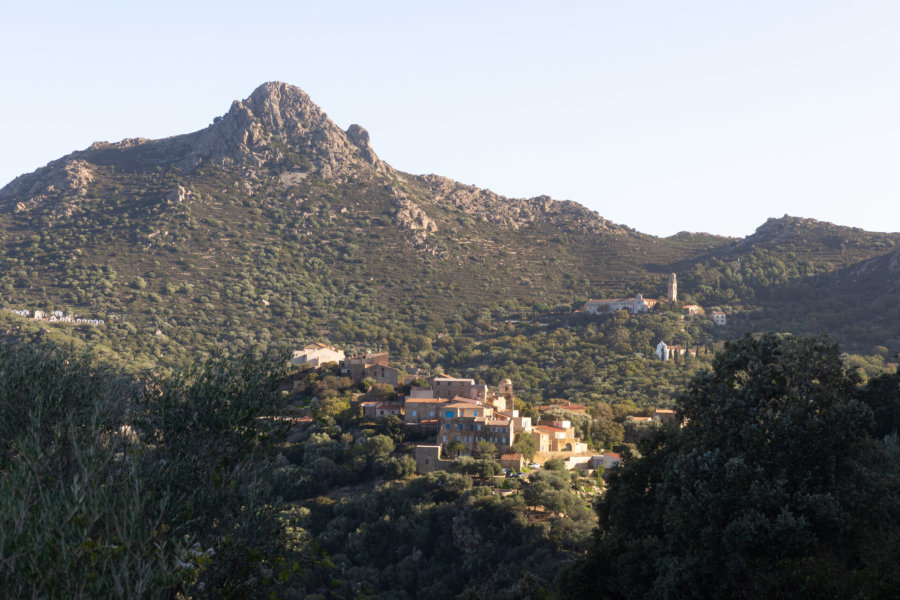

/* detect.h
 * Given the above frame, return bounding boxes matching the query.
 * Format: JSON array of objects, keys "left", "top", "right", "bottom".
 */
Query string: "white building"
[
  {"left": 711, "top": 310, "right": 726, "bottom": 326},
  {"left": 291, "top": 343, "right": 345, "bottom": 367},
  {"left": 655, "top": 341, "right": 670, "bottom": 361},
  {"left": 583, "top": 294, "right": 658, "bottom": 315}
]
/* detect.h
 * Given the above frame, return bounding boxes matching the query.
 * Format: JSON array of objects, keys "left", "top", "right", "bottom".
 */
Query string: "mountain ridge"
[{"left": 1, "top": 81, "right": 899, "bottom": 365}]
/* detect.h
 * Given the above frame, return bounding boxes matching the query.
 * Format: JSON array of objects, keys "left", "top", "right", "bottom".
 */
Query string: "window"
[
  {"left": 412, "top": 410, "right": 417, "bottom": 416},
  {"left": 445, "top": 411, "right": 453, "bottom": 418},
  {"left": 442, "top": 435, "right": 447, "bottom": 442},
  {"left": 470, "top": 424, "right": 474, "bottom": 430},
  {"left": 430, "top": 410, "right": 435, "bottom": 417},
  {"left": 502, "top": 437, "right": 506, "bottom": 443},
  {"left": 445, "top": 424, "right": 450, "bottom": 430},
  {"left": 477, "top": 424, "right": 481, "bottom": 431},
  {"left": 458, "top": 424, "right": 463, "bottom": 430},
  {"left": 473, "top": 411, "right": 478, "bottom": 417}
]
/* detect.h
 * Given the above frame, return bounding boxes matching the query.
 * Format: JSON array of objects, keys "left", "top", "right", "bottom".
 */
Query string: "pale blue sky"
[{"left": 2, "top": 1, "right": 898, "bottom": 237}]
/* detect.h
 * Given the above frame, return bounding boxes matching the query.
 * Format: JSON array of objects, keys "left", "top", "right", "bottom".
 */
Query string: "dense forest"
[{"left": 3, "top": 332, "right": 899, "bottom": 598}]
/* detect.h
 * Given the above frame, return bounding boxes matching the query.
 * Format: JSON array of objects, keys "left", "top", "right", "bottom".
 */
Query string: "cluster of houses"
[
  {"left": 291, "top": 344, "right": 686, "bottom": 476},
  {"left": 291, "top": 344, "right": 599, "bottom": 472},
  {"left": 582, "top": 273, "right": 727, "bottom": 326},
  {"left": 7, "top": 308, "right": 105, "bottom": 326},
  {"left": 400, "top": 376, "right": 597, "bottom": 474}
]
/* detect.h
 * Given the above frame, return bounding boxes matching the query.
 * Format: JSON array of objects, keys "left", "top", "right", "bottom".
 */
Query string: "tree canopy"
[{"left": 562, "top": 334, "right": 900, "bottom": 600}]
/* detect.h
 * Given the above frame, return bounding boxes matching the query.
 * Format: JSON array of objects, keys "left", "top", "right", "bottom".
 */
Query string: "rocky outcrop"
[
  {"left": 0, "top": 81, "right": 627, "bottom": 240},
  {"left": 416, "top": 174, "right": 624, "bottom": 234},
  {"left": 185, "top": 82, "right": 391, "bottom": 181},
  {"left": 165, "top": 185, "right": 189, "bottom": 204},
  {"left": 1, "top": 158, "right": 95, "bottom": 216},
  {"left": 0, "top": 82, "right": 393, "bottom": 207},
  {"left": 387, "top": 184, "right": 437, "bottom": 245}
]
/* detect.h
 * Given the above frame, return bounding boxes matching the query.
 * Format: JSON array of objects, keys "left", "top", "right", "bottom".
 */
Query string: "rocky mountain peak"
[
  {"left": 0, "top": 83, "right": 392, "bottom": 211},
  {"left": 191, "top": 81, "right": 390, "bottom": 180}
]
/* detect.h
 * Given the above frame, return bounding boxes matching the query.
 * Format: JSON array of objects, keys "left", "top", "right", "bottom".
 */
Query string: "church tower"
[
  {"left": 668, "top": 273, "right": 677, "bottom": 302},
  {"left": 498, "top": 378, "right": 514, "bottom": 402}
]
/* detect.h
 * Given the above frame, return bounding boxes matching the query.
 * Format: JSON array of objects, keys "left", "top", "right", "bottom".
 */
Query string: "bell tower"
[{"left": 668, "top": 273, "right": 677, "bottom": 303}]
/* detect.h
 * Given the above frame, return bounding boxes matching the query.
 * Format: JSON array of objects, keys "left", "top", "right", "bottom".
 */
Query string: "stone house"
[
  {"left": 362, "top": 402, "right": 402, "bottom": 419},
  {"left": 404, "top": 397, "right": 449, "bottom": 425},
  {"left": 683, "top": 304, "right": 702, "bottom": 316},
  {"left": 431, "top": 377, "right": 486, "bottom": 402},
  {"left": 413, "top": 445, "right": 452, "bottom": 474},
  {"left": 341, "top": 351, "right": 389, "bottom": 382},
  {"left": 437, "top": 401, "right": 516, "bottom": 454},
  {"left": 364, "top": 363, "right": 400, "bottom": 387},
  {"left": 499, "top": 453, "right": 525, "bottom": 472},
  {"left": 654, "top": 408, "right": 677, "bottom": 424}
]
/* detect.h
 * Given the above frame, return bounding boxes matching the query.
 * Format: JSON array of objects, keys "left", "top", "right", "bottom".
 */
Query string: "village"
[
  {"left": 6, "top": 307, "right": 106, "bottom": 326},
  {"left": 285, "top": 273, "right": 727, "bottom": 476},
  {"left": 289, "top": 346, "right": 677, "bottom": 479}
]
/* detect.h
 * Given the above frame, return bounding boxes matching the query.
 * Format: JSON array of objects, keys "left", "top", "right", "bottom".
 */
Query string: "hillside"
[{"left": 1, "top": 81, "right": 898, "bottom": 368}]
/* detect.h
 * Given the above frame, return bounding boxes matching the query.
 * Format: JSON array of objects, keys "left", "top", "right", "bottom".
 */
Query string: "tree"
[
  {"left": 591, "top": 419, "right": 624, "bottom": 449},
  {"left": 365, "top": 434, "right": 395, "bottom": 463},
  {"left": 511, "top": 434, "right": 536, "bottom": 461},
  {"left": 447, "top": 440, "right": 466, "bottom": 457},
  {"left": 362, "top": 382, "right": 396, "bottom": 403},
  {"left": 543, "top": 458, "right": 566, "bottom": 471},
  {"left": 0, "top": 340, "right": 297, "bottom": 598},
  {"left": 473, "top": 440, "right": 498, "bottom": 459},
  {"left": 562, "top": 334, "right": 900, "bottom": 600}
]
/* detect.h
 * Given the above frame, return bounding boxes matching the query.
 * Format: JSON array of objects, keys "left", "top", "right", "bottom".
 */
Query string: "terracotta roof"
[
  {"left": 405, "top": 398, "right": 449, "bottom": 404},
  {"left": 500, "top": 453, "right": 523, "bottom": 461},
  {"left": 632, "top": 416, "right": 652, "bottom": 422},
  {"left": 304, "top": 342, "right": 334, "bottom": 350},
  {"left": 603, "top": 452, "right": 621, "bottom": 459},
  {"left": 433, "top": 377, "right": 476, "bottom": 383},
  {"left": 536, "top": 425, "right": 566, "bottom": 433}
]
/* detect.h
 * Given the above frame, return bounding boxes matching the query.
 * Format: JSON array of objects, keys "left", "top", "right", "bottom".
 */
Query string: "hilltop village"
[
  {"left": 288, "top": 343, "right": 668, "bottom": 475},
  {"left": 281, "top": 273, "right": 734, "bottom": 474}
]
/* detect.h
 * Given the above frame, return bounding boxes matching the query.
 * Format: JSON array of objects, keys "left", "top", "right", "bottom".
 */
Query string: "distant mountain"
[{"left": 1, "top": 82, "right": 897, "bottom": 366}]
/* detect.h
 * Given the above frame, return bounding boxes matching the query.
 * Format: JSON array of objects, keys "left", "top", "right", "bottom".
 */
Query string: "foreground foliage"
[
  {"left": 0, "top": 340, "right": 292, "bottom": 599},
  {"left": 561, "top": 334, "right": 900, "bottom": 599}
]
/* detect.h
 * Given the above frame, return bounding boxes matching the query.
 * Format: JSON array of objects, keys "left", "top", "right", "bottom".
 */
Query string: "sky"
[{"left": 1, "top": 1, "right": 898, "bottom": 237}]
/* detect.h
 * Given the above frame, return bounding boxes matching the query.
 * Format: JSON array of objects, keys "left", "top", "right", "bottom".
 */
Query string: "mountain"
[{"left": 1, "top": 82, "right": 898, "bottom": 367}]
